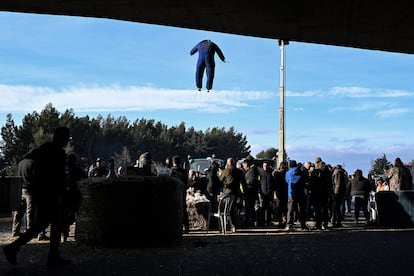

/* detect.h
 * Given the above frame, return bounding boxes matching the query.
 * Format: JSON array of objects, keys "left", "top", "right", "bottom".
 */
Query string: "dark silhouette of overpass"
[{"left": 1, "top": 1, "right": 414, "bottom": 54}]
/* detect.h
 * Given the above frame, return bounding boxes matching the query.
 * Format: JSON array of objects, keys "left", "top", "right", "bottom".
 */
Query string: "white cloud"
[
  {"left": 375, "top": 108, "right": 411, "bottom": 118},
  {"left": 376, "top": 90, "right": 414, "bottom": 97},
  {"left": 352, "top": 102, "right": 378, "bottom": 111},
  {"left": 287, "top": 86, "right": 414, "bottom": 98},
  {"left": 287, "top": 90, "right": 322, "bottom": 97},
  {"left": 241, "top": 127, "right": 277, "bottom": 135},
  {"left": 1, "top": 84, "right": 410, "bottom": 116},
  {"left": 330, "top": 86, "right": 414, "bottom": 98},
  {"left": 0, "top": 84, "right": 273, "bottom": 114},
  {"left": 328, "top": 106, "right": 346, "bottom": 112},
  {"left": 330, "top": 86, "right": 371, "bottom": 97}
]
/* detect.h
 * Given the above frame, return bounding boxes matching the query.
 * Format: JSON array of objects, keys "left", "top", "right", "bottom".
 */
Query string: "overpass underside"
[{"left": 1, "top": 1, "right": 414, "bottom": 54}]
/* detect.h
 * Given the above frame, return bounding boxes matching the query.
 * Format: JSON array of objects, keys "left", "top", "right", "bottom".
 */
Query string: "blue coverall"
[{"left": 190, "top": 40, "right": 225, "bottom": 91}]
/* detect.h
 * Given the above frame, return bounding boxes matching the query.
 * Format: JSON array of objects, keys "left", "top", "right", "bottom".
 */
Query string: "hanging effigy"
[{"left": 190, "top": 39, "right": 226, "bottom": 92}]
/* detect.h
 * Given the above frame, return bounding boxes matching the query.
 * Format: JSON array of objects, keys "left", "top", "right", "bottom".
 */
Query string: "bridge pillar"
[{"left": 277, "top": 40, "right": 289, "bottom": 166}]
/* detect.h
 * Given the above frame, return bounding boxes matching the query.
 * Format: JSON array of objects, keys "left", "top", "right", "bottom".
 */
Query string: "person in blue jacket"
[
  {"left": 190, "top": 39, "right": 225, "bottom": 91},
  {"left": 285, "top": 160, "right": 308, "bottom": 231}
]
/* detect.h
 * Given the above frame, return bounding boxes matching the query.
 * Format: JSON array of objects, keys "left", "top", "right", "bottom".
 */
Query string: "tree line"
[
  {"left": 0, "top": 103, "right": 251, "bottom": 175},
  {"left": 369, "top": 154, "right": 413, "bottom": 176}
]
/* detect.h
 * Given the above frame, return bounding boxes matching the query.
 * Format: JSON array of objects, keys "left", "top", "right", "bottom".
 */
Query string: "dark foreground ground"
[{"left": 1, "top": 214, "right": 413, "bottom": 276}]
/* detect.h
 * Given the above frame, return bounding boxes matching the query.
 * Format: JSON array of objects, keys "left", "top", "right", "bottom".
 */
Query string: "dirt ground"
[{"left": 1, "top": 213, "right": 414, "bottom": 276}]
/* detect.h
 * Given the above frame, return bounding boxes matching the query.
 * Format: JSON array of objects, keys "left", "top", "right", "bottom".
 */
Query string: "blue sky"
[{"left": 0, "top": 12, "right": 413, "bottom": 174}]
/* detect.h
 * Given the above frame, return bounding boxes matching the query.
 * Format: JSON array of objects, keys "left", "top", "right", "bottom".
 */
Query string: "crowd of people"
[
  {"left": 3, "top": 126, "right": 413, "bottom": 267},
  {"left": 181, "top": 155, "right": 413, "bottom": 233}
]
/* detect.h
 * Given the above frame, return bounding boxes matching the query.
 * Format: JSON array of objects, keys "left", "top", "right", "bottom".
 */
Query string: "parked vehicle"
[
  {"left": 189, "top": 157, "right": 225, "bottom": 176},
  {"left": 236, "top": 158, "right": 277, "bottom": 170}
]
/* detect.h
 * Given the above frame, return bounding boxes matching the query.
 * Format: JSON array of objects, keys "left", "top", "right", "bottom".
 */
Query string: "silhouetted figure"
[
  {"left": 206, "top": 161, "right": 223, "bottom": 214},
  {"left": 3, "top": 126, "right": 72, "bottom": 266},
  {"left": 106, "top": 157, "right": 118, "bottom": 179},
  {"left": 171, "top": 156, "right": 190, "bottom": 233},
  {"left": 258, "top": 161, "right": 276, "bottom": 226},
  {"left": 63, "top": 153, "right": 86, "bottom": 241},
  {"left": 183, "top": 154, "right": 192, "bottom": 173},
  {"left": 242, "top": 155, "right": 259, "bottom": 226},
  {"left": 273, "top": 162, "right": 288, "bottom": 228},
  {"left": 310, "top": 160, "right": 331, "bottom": 230}
]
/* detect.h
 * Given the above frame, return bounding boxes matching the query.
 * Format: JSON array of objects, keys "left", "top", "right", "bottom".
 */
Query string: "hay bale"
[
  {"left": 76, "top": 175, "right": 184, "bottom": 247},
  {"left": 0, "top": 176, "right": 22, "bottom": 212}
]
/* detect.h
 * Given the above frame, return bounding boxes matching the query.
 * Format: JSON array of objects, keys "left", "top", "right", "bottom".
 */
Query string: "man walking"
[{"left": 3, "top": 126, "right": 72, "bottom": 266}]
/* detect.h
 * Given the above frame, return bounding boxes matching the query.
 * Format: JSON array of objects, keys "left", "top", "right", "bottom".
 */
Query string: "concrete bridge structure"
[{"left": 1, "top": 1, "right": 414, "bottom": 54}]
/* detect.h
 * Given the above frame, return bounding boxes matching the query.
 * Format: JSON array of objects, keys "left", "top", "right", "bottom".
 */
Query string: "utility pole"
[{"left": 277, "top": 39, "right": 288, "bottom": 167}]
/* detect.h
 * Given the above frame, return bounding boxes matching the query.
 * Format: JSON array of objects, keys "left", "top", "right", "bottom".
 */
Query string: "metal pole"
[{"left": 277, "top": 39, "right": 288, "bottom": 167}]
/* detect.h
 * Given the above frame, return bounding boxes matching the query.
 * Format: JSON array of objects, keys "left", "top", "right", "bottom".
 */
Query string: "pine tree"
[{"left": 370, "top": 154, "right": 391, "bottom": 175}]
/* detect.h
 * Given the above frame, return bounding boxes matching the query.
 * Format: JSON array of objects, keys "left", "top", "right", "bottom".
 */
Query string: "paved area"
[{"left": 1, "top": 213, "right": 414, "bottom": 276}]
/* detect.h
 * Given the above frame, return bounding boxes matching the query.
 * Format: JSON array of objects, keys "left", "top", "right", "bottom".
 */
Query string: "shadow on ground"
[{"left": 1, "top": 213, "right": 414, "bottom": 276}]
